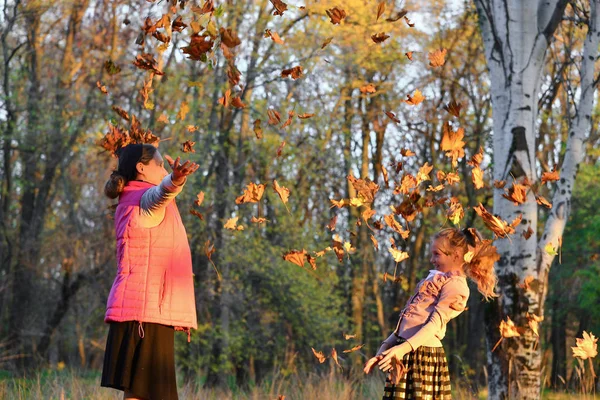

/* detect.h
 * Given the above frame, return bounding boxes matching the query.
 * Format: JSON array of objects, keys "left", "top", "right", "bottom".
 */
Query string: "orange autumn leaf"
[
  {"left": 401, "top": 148, "right": 416, "bottom": 157},
  {"left": 370, "top": 234, "right": 379, "bottom": 250},
  {"left": 186, "top": 125, "right": 198, "bottom": 132},
  {"left": 443, "top": 100, "right": 462, "bottom": 118},
  {"left": 360, "top": 83, "right": 376, "bottom": 94},
  {"left": 536, "top": 195, "right": 552, "bottom": 208},
  {"left": 327, "top": 215, "right": 338, "bottom": 231},
  {"left": 251, "top": 216, "right": 268, "bottom": 224},
  {"left": 112, "top": 106, "right": 130, "bottom": 121},
  {"left": 276, "top": 140, "right": 286, "bottom": 157},
  {"left": 132, "top": 53, "right": 164, "bottom": 75},
  {"left": 502, "top": 182, "right": 528, "bottom": 205},
  {"left": 189, "top": 207, "right": 204, "bottom": 220},
  {"left": 273, "top": 180, "right": 291, "bottom": 211},
  {"left": 388, "top": 247, "right": 409, "bottom": 263},
  {"left": 194, "top": 191, "right": 205, "bottom": 206},
  {"left": 283, "top": 249, "right": 307, "bottom": 267},
  {"left": 204, "top": 239, "right": 221, "bottom": 280},
  {"left": 404, "top": 16, "right": 415, "bottom": 27},
  {"left": 330, "top": 199, "right": 347, "bottom": 208},
  {"left": 519, "top": 275, "right": 535, "bottom": 290},
  {"left": 472, "top": 166, "right": 485, "bottom": 189},
  {"left": 326, "top": 7, "right": 347, "bottom": 24},
  {"left": 96, "top": 81, "right": 108, "bottom": 95},
  {"left": 281, "top": 110, "right": 295, "bottom": 128},
  {"left": 270, "top": 0, "right": 288, "bottom": 16},
  {"left": 235, "top": 182, "right": 266, "bottom": 204},
  {"left": 467, "top": 146, "right": 484, "bottom": 167},
  {"left": 157, "top": 114, "right": 169, "bottom": 124},
  {"left": 500, "top": 317, "right": 521, "bottom": 338},
  {"left": 311, "top": 347, "right": 327, "bottom": 363},
  {"left": 376, "top": 1, "right": 385, "bottom": 21},
  {"left": 253, "top": 119, "right": 263, "bottom": 139},
  {"left": 428, "top": 48, "right": 447, "bottom": 67},
  {"left": 224, "top": 216, "right": 243, "bottom": 230},
  {"left": 306, "top": 253, "right": 317, "bottom": 270},
  {"left": 218, "top": 89, "right": 231, "bottom": 107},
  {"left": 384, "top": 214, "right": 410, "bottom": 239},
  {"left": 347, "top": 174, "right": 379, "bottom": 204},
  {"left": 441, "top": 122, "right": 465, "bottom": 168},
  {"left": 182, "top": 140, "right": 196, "bottom": 153},
  {"left": 526, "top": 313, "right": 544, "bottom": 337},
  {"left": 362, "top": 208, "right": 376, "bottom": 223},
  {"left": 381, "top": 166, "right": 390, "bottom": 188},
  {"left": 281, "top": 66, "right": 303, "bottom": 80},
  {"left": 220, "top": 27, "right": 241, "bottom": 48},
  {"left": 541, "top": 168, "right": 560, "bottom": 184},
  {"left": 264, "top": 29, "right": 285, "bottom": 44},
  {"left": 404, "top": 89, "right": 424, "bottom": 105},
  {"left": 384, "top": 111, "right": 401, "bottom": 123},
  {"left": 267, "top": 109, "right": 281, "bottom": 125},
  {"left": 572, "top": 331, "right": 598, "bottom": 360},
  {"left": 371, "top": 32, "right": 390, "bottom": 44},
  {"left": 447, "top": 197, "right": 464, "bottom": 225},
  {"left": 395, "top": 174, "right": 417, "bottom": 195},
  {"left": 298, "top": 113, "right": 314, "bottom": 119},
  {"left": 416, "top": 162, "right": 433, "bottom": 185},
  {"left": 522, "top": 226, "right": 534, "bottom": 240},
  {"left": 493, "top": 180, "right": 507, "bottom": 189},
  {"left": 177, "top": 101, "right": 190, "bottom": 121},
  {"left": 181, "top": 34, "right": 214, "bottom": 61},
  {"left": 343, "top": 344, "right": 364, "bottom": 353},
  {"left": 231, "top": 97, "right": 246, "bottom": 109},
  {"left": 386, "top": 9, "right": 408, "bottom": 22},
  {"left": 473, "top": 203, "right": 520, "bottom": 238},
  {"left": 321, "top": 37, "right": 334, "bottom": 49},
  {"left": 331, "top": 348, "right": 341, "bottom": 368},
  {"left": 344, "top": 333, "right": 356, "bottom": 340}
]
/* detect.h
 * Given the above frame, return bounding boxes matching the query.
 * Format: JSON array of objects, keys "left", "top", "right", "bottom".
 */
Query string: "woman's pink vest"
[{"left": 104, "top": 180, "right": 197, "bottom": 329}]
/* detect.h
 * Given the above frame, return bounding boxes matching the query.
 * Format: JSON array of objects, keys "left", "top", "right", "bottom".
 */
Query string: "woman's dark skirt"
[
  {"left": 101, "top": 321, "right": 178, "bottom": 400},
  {"left": 382, "top": 338, "right": 452, "bottom": 400}
]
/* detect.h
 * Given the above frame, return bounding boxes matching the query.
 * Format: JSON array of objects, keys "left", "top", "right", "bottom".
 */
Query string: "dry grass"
[{"left": 0, "top": 369, "right": 596, "bottom": 399}]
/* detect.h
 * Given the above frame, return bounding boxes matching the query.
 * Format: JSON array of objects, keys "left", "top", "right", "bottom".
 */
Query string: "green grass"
[{"left": 0, "top": 369, "right": 596, "bottom": 399}]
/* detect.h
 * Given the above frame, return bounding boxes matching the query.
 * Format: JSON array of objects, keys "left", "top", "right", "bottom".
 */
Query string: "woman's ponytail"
[{"left": 104, "top": 171, "right": 127, "bottom": 199}]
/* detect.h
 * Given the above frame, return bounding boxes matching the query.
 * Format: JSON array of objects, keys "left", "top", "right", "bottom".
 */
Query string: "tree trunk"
[{"left": 474, "top": 1, "right": 597, "bottom": 398}]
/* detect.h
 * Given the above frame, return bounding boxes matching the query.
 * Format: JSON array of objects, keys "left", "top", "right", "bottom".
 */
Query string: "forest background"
[{"left": 0, "top": 0, "right": 599, "bottom": 399}]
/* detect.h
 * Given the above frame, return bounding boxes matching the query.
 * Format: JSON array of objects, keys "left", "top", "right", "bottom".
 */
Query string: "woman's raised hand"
[
  {"left": 363, "top": 355, "right": 383, "bottom": 374},
  {"left": 165, "top": 155, "right": 199, "bottom": 186}
]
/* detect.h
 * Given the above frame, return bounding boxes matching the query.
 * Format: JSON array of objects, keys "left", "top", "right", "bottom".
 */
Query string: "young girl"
[
  {"left": 101, "top": 143, "right": 199, "bottom": 400},
  {"left": 364, "top": 227, "right": 499, "bottom": 399}
]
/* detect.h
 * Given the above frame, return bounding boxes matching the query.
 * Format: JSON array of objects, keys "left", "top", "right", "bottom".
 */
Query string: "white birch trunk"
[{"left": 474, "top": 0, "right": 599, "bottom": 398}]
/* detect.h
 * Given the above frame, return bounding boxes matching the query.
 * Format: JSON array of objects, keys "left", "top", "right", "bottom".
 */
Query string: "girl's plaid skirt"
[{"left": 382, "top": 338, "right": 452, "bottom": 400}]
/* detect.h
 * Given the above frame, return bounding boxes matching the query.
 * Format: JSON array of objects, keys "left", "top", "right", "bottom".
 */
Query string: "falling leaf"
[
  {"left": 502, "top": 182, "right": 528, "bottom": 205},
  {"left": 386, "top": 9, "right": 408, "bottom": 22},
  {"left": 331, "top": 348, "right": 341, "bottom": 368},
  {"left": 384, "top": 111, "right": 401, "bottom": 123},
  {"left": 536, "top": 195, "right": 552, "bottom": 208},
  {"left": 270, "top": 0, "right": 288, "bottom": 16},
  {"left": 224, "top": 216, "right": 244, "bottom": 230},
  {"left": 522, "top": 226, "right": 534, "bottom": 239},
  {"left": 267, "top": 109, "right": 281, "bottom": 125},
  {"left": 189, "top": 208, "right": 204, "bottom": 220},
  {"left": 426, "top": 184, "right": 444, "bottom": 192},
  {"left": 104, "top": 59, "right": 121, "bottom": 75},
  {"left": 253, "top": 119, "right": 263, "bottom": 139},
  {"left": 441, "top": 122, "right": 466, "bottom": 168},
  {"left": 220, "top": 27, "right": 241, "bottom": 48},
  {"left": 388, "top": 247, "right": 409, "bottom": 263},
  {"left": 281, "top": 110, "right": 295, "bottom": 128},
  {"left": 96, "top": 81, "right": 108, "bottom": 95},
  {"left": 472, "top": 167, "right": 485, "bottom": 189},
  {"left": 572, "top": 331, "right": 598, "bottom": 360},
  {"left": 112, "top": 106, "right": 130, "bottom": 121},
  {"left": 443, "top": 100, "right": 462, "bottom": 117},
  {"left": 157, "top": 114, "right": 169, "bottom": 124},
  {"left": 381, "top": 166, "right": 390, "bottom": 188},
  {"left": 326, "top": 7, "right": 347, "bottom": 24},
  {"left": 235, "top": 183, "right": 266, "bottom": 204},
  {"left": 281, "top": 66, "right": 303, "bottom": 80},
  {"left": 384, "top": 214, "right": 410, "bottom": 239},
  {"left": 231, "top": 97, "right": 246, "bottom": 109},
  {"left": 362, "top": 208, "right": 376, "bottom": 223},
  {"left": 311, "top": 347, "right": 327, "bottom": 363},
  {"left": 330, "top": 199, "right": 346, "bottom": 208},
  {"left": 273, "top": 180, "right": 291, "bottom": 212},
  {"left": 298, "top": 113, "right": 314, "bottom": 119},
  {"left": 500, "top": 317, "right": 521, "bottom": 338},
  {"left": 416, "top": 162, "right": 433, "bottom": 185},
  {"left": 182, "top": 140, "right": 196, "bottom": 153},
  {"left": 182, "top": 33, "right": 215, "bottom": 61},
  {"left": 404, "top": 89, "right": 424, "bottom": 106},
  {"left": 447, "top": 198, "right": 464, "bottom": 225},
  {"left": 283, "top": 249, "right": 307, "bottom": 267},
  {"left": 344, "top": 333, "right": 356, "bottom": 340},
  {"left": 327, "top": 215, "right": 337, "bottom": 231},
  {"left": 371, "top": 32, "right": 390, "bottom": 44},
  {"left": 467, "top": 147, "right": 484, "bottom": 167},
  {"left": 343, "top": 344, "right": 364, "bottom": 353},
  {"left": 401, "top": 148, "right": 416, "bottom": 157},
  {"left": 404, "top": 51, "right": 413, "bottom": 61},
  {"left": 369, "top": 234, "right": 379, "bottom": 251},
  {"left": 172, "top": 15, "right": 187, "bottom": 32},
  {"left": 251, "top": 216, "right": 268, "bottom": 224},
  {"left": 428, "top": 48, "right": 447, "bottom": 67},
  {"left": 519, "top": 275, "right": 535, "bottom": 290},
  {"left": 177, "top": 102, "right": 190, "bottom": 121},
  {"left": 204, "top": 240, "right": 220, "bottom": 280},
  {"left": 321, "top": 37, "right": 334, "bottom": 49},
  {"left": 541, "top": 168, "right": 560, "bottom": 184},
  {"left": 218, "top": 89, "right": 231, "bottom": 107},
  {"left": 376, "top": 2, "right": 385, "bottom": 21},
  {"left": 194, "top": 191, "right": 205, "bottom": 206},
  {"left": 526, "top": 313, "right": 543, "bottom": 337},
  {"left": 493, "top": 180, "right": 507, "bottom": 189},
  {"left": 404, "top": 16, "right": 415, "bottom": 27},
  {"left": 360, "top": 83, "right": 376, "bottom": 94},
  {"left": 544, "top": 242, "right": 558, "bottom": 256},
  {"left": 473, "top": 203, "right": 519, "bottom": 238},
  {"left": 264, "top": 29, "right": 284, "bottom": 44},
  {"left": 132, "top": 53, "right": 164, "bottom": 75},
  {"left": 347, "top": 174, "right": 379, "bottom": 204},
  {"left": 276, "top": 140, "right": 286, "bottom": 157}
]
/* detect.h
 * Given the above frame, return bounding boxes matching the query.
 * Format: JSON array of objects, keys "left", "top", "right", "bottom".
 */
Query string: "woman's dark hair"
[{"left": 104, "top": 144, "right": 158, "bottom": 199}]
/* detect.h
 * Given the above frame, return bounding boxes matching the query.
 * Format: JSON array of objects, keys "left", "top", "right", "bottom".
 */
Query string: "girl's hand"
[
  {"left": 363, "top": 355, "right": 383, "bottom": 374},
  {"left": 378, "top": 342, "right": 411, "bottom": 373},
  {"left": 165, "top": 155, "right": 199, "bottom": 186}
]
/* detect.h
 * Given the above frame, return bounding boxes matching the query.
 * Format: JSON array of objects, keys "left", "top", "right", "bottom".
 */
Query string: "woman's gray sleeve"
[{"left": 139, "top": 175, "right": 184, "bottom": 215}]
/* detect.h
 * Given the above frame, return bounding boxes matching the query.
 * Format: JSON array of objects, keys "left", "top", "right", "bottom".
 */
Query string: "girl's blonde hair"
[{"left": 434, "top": 227, "right": 499, "bottom": 300}]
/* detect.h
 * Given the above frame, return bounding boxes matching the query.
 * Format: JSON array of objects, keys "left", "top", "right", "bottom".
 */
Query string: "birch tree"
[{"left": 473, "top": 0, "right": 600, "bottom": 398}]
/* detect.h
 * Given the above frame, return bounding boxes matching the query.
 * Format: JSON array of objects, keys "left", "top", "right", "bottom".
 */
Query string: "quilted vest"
[{"left": 104, "top": 180, "right": 197, "bottom": 329}]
